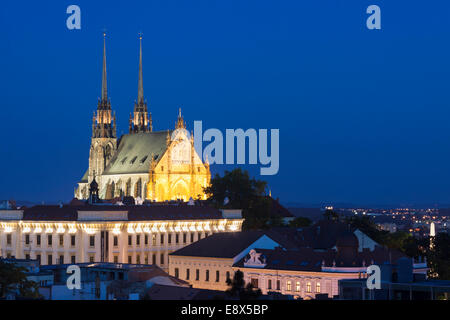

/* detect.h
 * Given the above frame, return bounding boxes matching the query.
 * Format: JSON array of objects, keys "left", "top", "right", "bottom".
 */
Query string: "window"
[
  {"left": 6, "top": 234, "right": 11, "bottom": 245},
  {"left": 175, "top": 234, "right": 179, "bottom": 244},
  {"left": 316, "top": 282, "right": 321, "bottom": 293},
  {"left": 160, "top": 253, "right": 164, "bottom": 265},
  {"left": 89, "top": 236, "right": 95, "bottom": 247},
  {"left": 152, "top": 254, "right": 156, "bottom": 265},
  {"left": 113, "top": 236, "right": 118, "bottom": 247},
  {"left": 183, "top": 233, "right": 187, "bottom": 244},
  {"left": 196, "top": 269, "right": 200, "bottom": 281},
  {"left": 37, "top": 235, "right": 41, "bottom": 246},
  {"left": 277, "top": 280, "right": 280, "bottom": 290},
  {"left": 251, "top": 278, "right": 258, "bottom": 288},
  {"left": 71, "top": 235, "right": 75, "bottom": 246},
  {"left": 175, "top": 268, "right": 179, "bottom": 278},
  {"left": 128, "top": 235, "right": 132, "bottom": 246},
  {"left": 152, "top": 234, "right": 156, "bottom": 246},
  {"left": 25, "top": 234, "right": 30, "bottom": 245},
  {"left": 128, "top": 256, "right": 132, "bottom": 264},
  {"left": 59, "top": 255, "right": 64, "bottom": 264},
  {"left": 71, "top": 256, "right": 76, "bottom": 264},
  {"left": 113, "top": 256, "right": 118, "bottom": 263},
  {"left": 286, "top": 281, "right": 292, "bottom": 291},
  {"left": 295, "top": 281, "right": 300, "bottom": 292},
  {"left": 144, "top": 256, "right": 148, "bottom": 264},
  {"left": 144, "top": 235, "right": 148, "bottom": 245},
  {"left": 89, "top": 256, "right": 94, "bottom": 263},
  {"left": 168, "top": 234, "right": 172, "bottom": 244},
  {"left": 268, "top": 279, "right": 272, "bottom": 290},
  {"left": 136, "top": 254, "right": 141, "bottom": 264},
  {"left": 25, "top": 254, "right": 30, "bottom": 260},
  {"left": 160, "top": 234, "right": 164, "bottom": 245},
  {"left": 36, "top": 254, "right": 41, "bottom": 263},
  {"left": 190, "top": 233, "right": 194, "bottom": 243},
  {"left": 216, "top": 270, "right": 220, "bottom": 282},
  {"left": 226, "top": 271, "right": 231, "bottom": 282},
  {"left": 48, "top": 235, "right": 52, "bottom": 246},
  {"left": 59, "top": 235, "right": 64, "bottom": 246},
  {"left": 48, "top": 255, "right": 53, "bottom": 265},
  {"left": 186, "top": 269, "right": 190, "bottom": 280},
  {"left": 205, "top": 270, "right": 209, "bottom": 282},
  {"left": 136, "top": 235, "right": 140, "bottom": 246},
  {"left": 306, "top": 282, "right": 311, "bottom": 293}
]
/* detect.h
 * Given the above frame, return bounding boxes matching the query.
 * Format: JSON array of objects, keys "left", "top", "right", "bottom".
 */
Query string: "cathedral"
[{"left": 75, "top": 35, "right": 211, "bottom": 201}]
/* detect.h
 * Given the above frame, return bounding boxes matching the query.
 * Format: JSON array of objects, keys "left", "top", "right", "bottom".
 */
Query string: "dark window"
[
  {"left": 59, "top": 235, "right": 64, "bottom": 246},
  {"left": 276, "top": 280, "right": 280, "bottom": 290},
  {"left": 37, "top": 235, "right": 41, "bottom": 246},
  {"left": 160, "top": 234, "right": 164, "bottom": 244},
  {"left": 152, "top": 254, "right": 156, "bottom": 265},
  {"left": 71, "top": 235, "right": 75, "bottom": 246},
  {"left": 268, "top": 279, "right": 272, "bottom": 290},
  {"left": 36, "top": 254, "right": 41, "bottom": 263},
  {"left": 128, "top": 235, "right": 132, "bottom": 246},
  {"left": 168, "top": 234, "right": 172, "bottom": 244},
  {"left": 175, "top": 268, "right": 179, "bottom": 278},
  {"left": 136, "top": 254, "right": 141, "bottom": 264},
  {"left": 59, "top": 255, "right": 64, "bottom": 264},
  {"left": 6, "top": 234, "right": 11, "bottom": 245},
  {"left": 196, "top": 269, "right": 200, "bottom": 281},
  {"left": 48, "top": 255, "right": 52, "bottom": 265},
  {"left": 190, "top": 233, "right": 194, "bottom": 243},
  {"left": 25, "top": 234, "right": 30, "bottom": 245},
  {"left": 89, "top": 236, "right": 95, "bottom": 247},
  {"left": 47, "top": 235, "right": 52, "bottom": 246},
  {"left": 144, "top": 235, "right": 148, "bottom": 245},
  {"left": 216, "top": 270, "right": 220, "bottom": 282},
  {"left": 71, "top": 256, "right": 76, "bottom": 264},
  {"left": 128, "top": 256, "right": 132, "bottom": 264},
  {"left": 113, "top": 236, "right": 118, "bottom": 246},
  {"left": 205, "top": 270, "right": 209, "bottom": 282},
  {"left": 113, "top": 256, "right": 118, "bottom": 263},
  {"left": 226, "top": 271, "right": 231, "bottom": 282},
  {"left": 25, "top": 254, "right": 30, "bottom": 260},
  {"left": 176, "top": 234, "right": 179, "bottom": 244},
  {"left": 136, "top": 235, "right": 140, "bottom": 246},
  {"left": 183, "top": 233, "right": 187, "bottom": 244},
  {"left": 186, "top": 269, "right": 190, "bottom": 280},
  {"left": 251, "top": 278, "right": 258, "bottom": 288},
  {"left": 160, "top": 253, "right": 164, "bottom": 265}
]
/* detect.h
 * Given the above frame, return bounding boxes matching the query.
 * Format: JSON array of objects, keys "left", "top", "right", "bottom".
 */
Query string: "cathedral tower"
[
  {"left": 88, "top": 33, "right": 117, "bottom": 188},
  {"left": 130, "top": 34, "right": 152, "bottom": 133}
]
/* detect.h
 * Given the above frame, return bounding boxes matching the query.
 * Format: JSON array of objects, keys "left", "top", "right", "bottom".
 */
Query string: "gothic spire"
[
  {"left": 137, "top": 33, "right": 144, "bottom": 105},
  {"left": 102, "top": 32, "right": 108, "bottom": 102}
]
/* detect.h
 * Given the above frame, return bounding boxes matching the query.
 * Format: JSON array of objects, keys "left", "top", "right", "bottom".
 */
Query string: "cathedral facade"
[{"left": 75, "top": 35, "right": 210, "bottom": 201}]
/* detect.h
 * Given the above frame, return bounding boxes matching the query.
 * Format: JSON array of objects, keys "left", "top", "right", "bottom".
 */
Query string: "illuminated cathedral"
[{"left": 75, "top": 34, "right": 210, "bottom": 201}]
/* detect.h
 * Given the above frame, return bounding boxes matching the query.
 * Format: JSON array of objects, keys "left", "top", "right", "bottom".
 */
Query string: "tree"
[
  {"left": 289, "top": 216, "right": 312, "bottom": 228},
  {"left": 427, "top": 233, "right": 450, "bottom": 280},
  {"left": 0, "top": 259, "right": 41, "bottom": 299},
  {"left": 204, "top": 169, "right": 270, "bottom": 230},
  {"left": 226, "top": 270, "right": 262, "bottom": 300}
]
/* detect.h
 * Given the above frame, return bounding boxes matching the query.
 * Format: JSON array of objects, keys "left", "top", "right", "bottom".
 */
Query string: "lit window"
[
  {"left": 286, "top": 281, "right": 292, "bottom": 291},
  {"left": 316, "top": 282, "right": 321, "bottom": 293},
  {"left": 306, "top": 282, "right": 311, "bottom": 293},
  {"left": 295, "top": 281, "right": 300, "bottom": 292}
]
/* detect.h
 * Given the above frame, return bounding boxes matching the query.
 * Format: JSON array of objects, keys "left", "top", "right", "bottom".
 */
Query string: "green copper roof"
[{"left": 103, "top": 131, "right": 169, "bottom": 175}]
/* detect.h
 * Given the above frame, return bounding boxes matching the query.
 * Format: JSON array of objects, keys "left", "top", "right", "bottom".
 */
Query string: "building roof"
[
  {"left": 19, "top": 204, "right": 225, "bottom": 221},
  {"left": 235, "top": 245, "right": 408, "bottom": 272},
  {"left": 169, "top": 231, "right": 275, "bottom": 258},
  {"left": 103, "top": 131, "right": 169, "bottom": 176}
]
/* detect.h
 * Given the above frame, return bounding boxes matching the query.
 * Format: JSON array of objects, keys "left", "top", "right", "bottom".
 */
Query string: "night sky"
[{"left": 1, "top": 1, "right": 450, "bottom": 206}]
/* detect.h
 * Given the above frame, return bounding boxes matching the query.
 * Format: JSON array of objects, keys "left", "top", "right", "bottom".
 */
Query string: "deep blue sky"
[{"left": 1, "top": 1, "right": 450, "bottom": 206}]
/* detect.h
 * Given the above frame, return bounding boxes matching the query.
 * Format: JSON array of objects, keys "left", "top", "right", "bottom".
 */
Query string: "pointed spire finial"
[
  {"left": 101, "top": 32, "right": 108, "bottom": 102},
  {"left": 137, "top": 33, "right": 144, "bottom": 105}
]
